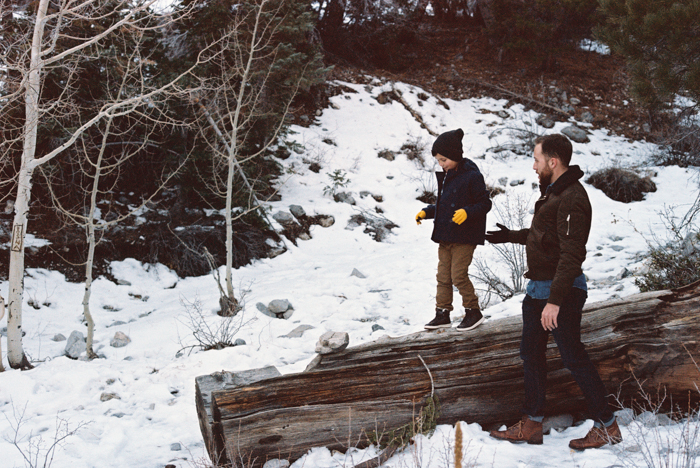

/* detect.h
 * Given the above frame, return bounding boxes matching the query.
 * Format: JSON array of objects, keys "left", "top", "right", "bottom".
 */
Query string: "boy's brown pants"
[{"left": 436, "top": 242, "right": 479, "bottom": 311}]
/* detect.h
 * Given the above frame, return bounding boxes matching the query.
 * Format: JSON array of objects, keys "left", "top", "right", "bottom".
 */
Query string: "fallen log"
[{"left": 195, "top": 281, "right": 700, "bottom": 467}]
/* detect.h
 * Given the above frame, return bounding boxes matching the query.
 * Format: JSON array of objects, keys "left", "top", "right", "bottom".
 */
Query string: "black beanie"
[{"left": 431, "top": 128, "right": 464, "bottom": 161}]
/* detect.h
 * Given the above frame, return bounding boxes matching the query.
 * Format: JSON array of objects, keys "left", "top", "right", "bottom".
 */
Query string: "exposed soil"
[{"left": 324, "top": 21, "right": 648, "bottom": 141}]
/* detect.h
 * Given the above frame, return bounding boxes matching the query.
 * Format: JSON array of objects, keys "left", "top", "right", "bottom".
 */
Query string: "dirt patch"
[{"left": 324, "top": 20, "right": 647, "bottom": 141}]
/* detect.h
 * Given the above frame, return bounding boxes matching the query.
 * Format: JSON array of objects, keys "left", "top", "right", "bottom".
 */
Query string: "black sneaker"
[
  {"left": 424, "top": 308, "right": 451, "bottom": 330},
  {"left": 456, "top": 308, "right": 484, "bottom": 331}
]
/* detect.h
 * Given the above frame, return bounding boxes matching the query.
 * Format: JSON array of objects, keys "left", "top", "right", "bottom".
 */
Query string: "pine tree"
[{"left": 595, "top": 0, "right": 700, "bottom": 110}]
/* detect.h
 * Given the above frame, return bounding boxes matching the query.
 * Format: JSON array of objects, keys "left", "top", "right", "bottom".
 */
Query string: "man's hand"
[
  {"left": 452, "top": 209, "right": 467, "bottom": 225},
  {"left": 541, "top": 303, "right": 560, "bottom": 331},
  {"left": 415, "top": 210, "right": 427, "bottom": 225},
  {"left": 485, "top": 223, "right": 510, "bottom": 244}
]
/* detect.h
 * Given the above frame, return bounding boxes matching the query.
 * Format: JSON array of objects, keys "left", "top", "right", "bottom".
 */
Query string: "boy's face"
[{"left": 434, "top": 154, "right": 458, "bottom": 171}]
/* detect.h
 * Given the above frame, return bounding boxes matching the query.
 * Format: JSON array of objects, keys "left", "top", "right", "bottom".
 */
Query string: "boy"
[{"left": 416, "top": 128, "right": 492, "bottom": 331}]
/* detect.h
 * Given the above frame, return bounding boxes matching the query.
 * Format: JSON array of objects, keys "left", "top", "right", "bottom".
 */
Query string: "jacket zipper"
[{"left": 566, "top": 214, "right": 571, "bottom": 236}]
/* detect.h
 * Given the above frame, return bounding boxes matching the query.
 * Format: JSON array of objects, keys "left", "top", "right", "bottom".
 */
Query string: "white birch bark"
[
  {"left": 7, "top": 0, "right": 50, "bottom": 370},
  {"left": 3, "top": 0, "right": 214, "bottom": 368}
]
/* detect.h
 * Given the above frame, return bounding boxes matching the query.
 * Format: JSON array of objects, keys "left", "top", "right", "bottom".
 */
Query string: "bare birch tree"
[
  {"left": 190, "top": 0, "right": 320, "bottom": 315},
  {"left": 0, "top": 0, "right": 225, "bottom": 369}
]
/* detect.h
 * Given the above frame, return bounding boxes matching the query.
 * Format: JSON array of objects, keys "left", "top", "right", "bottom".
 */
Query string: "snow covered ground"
[{"left": 1, "top": 79, "right": 699, "bottom": 468}]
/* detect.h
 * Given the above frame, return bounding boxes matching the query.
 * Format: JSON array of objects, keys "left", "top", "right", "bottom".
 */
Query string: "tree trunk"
[
  {"left": 0, "top": 296, "right": 6, "bottom": 372},
  {"left": 195, "top": 281, "right": 700, "bottom": 467},
  {"left": 7, "top": 0, "right": 50, "bottom": 370}
]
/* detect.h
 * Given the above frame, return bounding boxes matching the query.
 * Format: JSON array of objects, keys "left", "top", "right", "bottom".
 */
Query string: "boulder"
[
  {"left": 273, "top": 211, "right": 297, "bottom": 226},
  {"left": 110, "top": 331, "right": 131, "bottom": 348},
  {"left": 65, "top": 330, "right": 86, "bottom": 359},
  {"left": 289, "top": 205, "right": 306, "bottom": 219},
  {"left": 315, "top": 331, "right": 349, "bottom": 355},
  {"left": 561, "top": 125, "right": 589, "bottom": 143}
]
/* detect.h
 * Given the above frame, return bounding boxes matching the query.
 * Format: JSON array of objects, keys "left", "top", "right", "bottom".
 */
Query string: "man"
[{"left": 487, "top": 134, "right": 621, "bottom": 450}]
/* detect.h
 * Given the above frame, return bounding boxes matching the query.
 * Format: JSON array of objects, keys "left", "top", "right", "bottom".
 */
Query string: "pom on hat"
[{"left": 431, "top": 129, "right": 464, "bottom": 162}]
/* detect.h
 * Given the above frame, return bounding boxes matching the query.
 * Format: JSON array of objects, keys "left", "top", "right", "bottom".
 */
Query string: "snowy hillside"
[{"left": 1, "top": 79, "right": 699, "bottom": 468}]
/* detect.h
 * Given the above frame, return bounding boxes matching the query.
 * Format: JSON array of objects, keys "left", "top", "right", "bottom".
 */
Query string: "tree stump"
[{"left": 195, "top": 281, "right": 700, "bottom": 467}]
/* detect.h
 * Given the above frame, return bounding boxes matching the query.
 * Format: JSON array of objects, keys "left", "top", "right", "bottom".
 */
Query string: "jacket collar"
[{"left": 541, "top": 165, "right": 584, "bottom": 196}]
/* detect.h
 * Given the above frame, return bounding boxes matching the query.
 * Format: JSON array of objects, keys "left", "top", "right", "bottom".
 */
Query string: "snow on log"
[{"left": 195, "top": 281, "right": 700, "bottom": 467}]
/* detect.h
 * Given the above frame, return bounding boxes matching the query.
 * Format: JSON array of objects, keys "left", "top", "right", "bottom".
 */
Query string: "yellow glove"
[
  {"left": 452, "top": 209, "right": 467, "bottom": 225},
  {"left": 415, "top": 210, "right": 427, "bottom": 225}
]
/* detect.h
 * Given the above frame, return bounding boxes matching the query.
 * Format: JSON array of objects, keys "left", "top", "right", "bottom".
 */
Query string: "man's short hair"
[{"left": 534, "top": 134, "right": 572, "bottom": 167}]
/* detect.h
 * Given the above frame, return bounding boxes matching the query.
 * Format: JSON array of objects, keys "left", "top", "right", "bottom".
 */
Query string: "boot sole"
[
  {"left": 489, "top": 434, "right": 543, "bottom": 445},
  {"left": 424, "top": 324, "right": 452, "bottom": 330},
  {"left": 569, "top": 437, "right": 622, "bottom": 451},
  {"left": 456, "top": 316, "right": 485, "bottom": 331}
]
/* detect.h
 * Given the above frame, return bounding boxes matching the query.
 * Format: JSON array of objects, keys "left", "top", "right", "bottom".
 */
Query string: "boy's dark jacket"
[
  {"left": 422, "top": 158, "right": 492, "bottom": 245},
  {"left": 508, "top": 165, "right": 591, "bottom": 306}
]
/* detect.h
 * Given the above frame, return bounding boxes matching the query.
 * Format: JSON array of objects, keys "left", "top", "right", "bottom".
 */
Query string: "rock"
[
  {"left": 234, "top": 338, "right": 246, "bottom": 346},
  {"left": 110, "top": 331, "right": 131, "bottom": 348},
  {"left": 579, "top": 111, "right": 595, "bottom": 123},
  {"left": 256, "top": 302, "right": 276, "bottom": 318},
  {"left": 65, "top": 330, "right": 86, "bottom": 359},
  {"left": 498, "top": 177, "right": 508, "bottom": 186},
  {"left": 616, "top": 268, "right": 632, "bottom": 280},
  {"left": 561, "top": 125, "right": 589, "bottom": 143},
  {"left": 263, "top": 459, "right": 290, "bottom": 468},
  {"left": 171, "top": 443, "right": 182, "bottom": 451},
  {"left": 637, "top": 411, "right": 658, "bottom": 427},
  {"left": 682, "top": 232, "right": 700, "bottom": 256},
  {"left": 562, "top": 104, "right": 576, "bottom": 115},
  {"left": 268, "top": 247, "right": 287, "bottom": 259},
  {"left": 52, "top": 333, "right": 66, "bottom": 342},
  {"left": 378, "top": 149, "right": 396, "bottom": 161},
  {"left": 497, "top": 110, "right": 510, "bottom": 119},
  {"left": 289, "top": 205, "right": 306, "bottom": 219},
  {"left": 100, "top": 392, "right": 121, "bottom": 402},
  {"left": 273, "top": 211, "right": 297, "bottom": 226},
  {"left": 350, "top": 268, "right": 367, "bottom": 279},
  {"left": 334, "top": 192, "right": 356, "bottom": 205},
  {"left": 259, "top": 299, "right": 294, "bottom": 320},
  {"left": 371, "top": 324, "right": 385, "bottom": 332},
  {"left": 269, "top": 299, "right": 293, "bottom": 314},
  {"left": 315, "top": 331, "right": 350, "bottom": 355},
  {"left": 570, "top": 97, "right": 581, "bottom": 106},
  {"left": 543, "top": 414, "right": 573, "bottom": 434},
  {"left": 298, "top": 233, "right": 311, "bottom": 241},
  {"left": 318, "top": 215, "right": 335, "bottom": 227},
  {"left": 509, "top": 179, "right": 525, "bottom": 186},
  {"left": 536, "top": 114, "right": 555, "bottom": 129},
  {"left": 281, "top": 325, "right": 314, "bottom": 339},
  {"left": 615, "top": 408, "right": 635, "bottom": 426}
]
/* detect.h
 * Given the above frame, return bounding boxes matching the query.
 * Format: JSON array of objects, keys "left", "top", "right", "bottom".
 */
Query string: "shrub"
[
  {"left": 586, "top": 167, "right": 657, "bottom": 203},
  {"left": 635, "top": 196, "right": 700, "bottom": 292}
]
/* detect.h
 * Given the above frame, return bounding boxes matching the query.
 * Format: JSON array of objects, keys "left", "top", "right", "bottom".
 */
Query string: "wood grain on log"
[{"left": 196, "top": 282, "right": 700, "bottom": 467}]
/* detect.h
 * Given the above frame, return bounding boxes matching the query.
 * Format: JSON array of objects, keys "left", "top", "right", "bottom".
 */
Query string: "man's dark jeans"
[{"left": 520, "top": 288, "right": 613, "bottom": 423}]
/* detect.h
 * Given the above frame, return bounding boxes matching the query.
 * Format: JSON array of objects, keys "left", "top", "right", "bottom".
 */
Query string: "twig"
[
  {"left": 390, "top": 88, "right": 438, "bottom": 136},
  {"left": 418, "top": 354, "right": 434, "bottom": 398},
  {"left": 466, "top": 79, "right": 572, "bottom": 117}
]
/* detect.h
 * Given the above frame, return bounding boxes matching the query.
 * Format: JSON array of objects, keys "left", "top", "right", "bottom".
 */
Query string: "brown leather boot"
[
  {"left": 569, "top": 420, "right": 622, "bottom": 450},
  {"left": 489, "top": 416, "right": 543, "bottom": 444}
]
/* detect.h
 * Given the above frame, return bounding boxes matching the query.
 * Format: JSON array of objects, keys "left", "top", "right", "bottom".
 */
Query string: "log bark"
[{"left": 196, "top": 281, "right": 700, "bottom": 467}]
